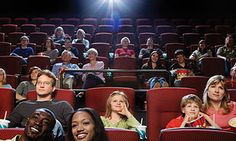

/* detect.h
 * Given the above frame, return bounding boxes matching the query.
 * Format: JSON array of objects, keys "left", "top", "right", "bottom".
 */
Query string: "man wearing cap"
[{"left": 10, "top": 35, "right": 35, "bottom": 64}]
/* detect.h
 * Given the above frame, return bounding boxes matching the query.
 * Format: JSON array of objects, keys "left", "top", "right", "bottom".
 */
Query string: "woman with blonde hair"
[
  {"left": 202, "top": 75, "right": 236, "bottom": 131},
  {"left": 101, "top": 91, "right": 140, "bottom": 130},
  {"left": 0, "top": 68, "right": 12, "bottom": 88}
]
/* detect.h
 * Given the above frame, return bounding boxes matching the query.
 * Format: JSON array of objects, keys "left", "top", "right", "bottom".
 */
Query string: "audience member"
[
  {"left": 166, "top": 94, "right": 220, "bottom": 128},
  {"left": 115, "top": 37, "right": 136, "bottom": 58},
  {"left": 189, "top": 39, "right": 212, "bottom": 66},
  {"left": 0, "top": 68, "right": 12, "bottom": 88},
  {"left": 72, "top": 28, "right": 90, "bottom": 50},
  {"left": 101, "top": 91, "right": 140, "bottom": 130},
  {"left": 216, "top": 34, "right": 236, "bottom": 75},
  {"left": 52, "top": 26, "right": 66, "bottom": 45},
  {"left": 52, "top": 50, "right": 81, "bottom": 89},
  {"left": 230, "top": 66, "right": 236, "bottom": 82},
  {"left": 170, "top": 49, "right": 196, "bottom": 86},
  {"left": 82, "top": 48, "right": 105, "bottom": 89},
  {"left": 15, "top": 66, "right": 42, "bottom": 101},
  {"left": 202, "top": 75, "right": 236, "bottom": 131},
  {"left": 4, "top": 108, "right": 56, "bottom": 141},
  {"left": 42, "top": 37, "right": 59, "bottom": 63},
  {"left": 61, "top": 36, "right": 80, "bottom": 58},
  {"left": 8, "top": 69, "right": 74, "bottom": 134},
  {"left": 67, "top": 107, "right": 108, "bottom": 141},
  {"left": 141, "top": 51, "right": 168, "bottom": 88},
  {"left": 10, "top": 35, "right": 35, "bottom": 64},
  {"left": 138, "top": 37, "right": 164, "bottom": 60}
]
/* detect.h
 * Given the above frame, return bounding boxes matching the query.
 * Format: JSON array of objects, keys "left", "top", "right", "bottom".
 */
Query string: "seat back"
[
  {"left": 85, "top": 87, "right": 135, "bottom": 116},
  {"left": 0, "top": 128, "right": 24, "bottom": 139},
  {"left": 26, "top": 89, "right": 76, "bottom": 108},
  {"left": 227, "top": 89, "right": 236, "bottom": 102},
  {"left": 26, "top": 55, "right": 51, "bottom": 72},
  {"left": 0, "top": 88, "right": 15, "bottom": 119},
  {"left": 200, "top": 57, "right": 225, "bottom": 76},
  {"left": 105, "top": 128, "right": 140, "bottom": 141},
  {"left": 6, "top": 74, "right": 19, "bottom": 89},
  {"left": 160, "top": 128, "right": 236, "bottom": 141},
  {"left": 146, "top": 87, "right": 198, "bottom": 141},
  {"left": 180, "top": 76, "right": 209, "bottom": 98},
  {"left": 0, "top": 56, "right": 22, "bottom": 75}
]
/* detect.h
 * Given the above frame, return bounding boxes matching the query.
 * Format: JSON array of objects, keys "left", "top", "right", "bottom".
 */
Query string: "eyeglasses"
[{"left": 37, "top": 81, "right": 51, "bottom": 86}]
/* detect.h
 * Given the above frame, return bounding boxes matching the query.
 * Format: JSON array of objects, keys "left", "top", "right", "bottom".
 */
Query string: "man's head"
[
  {"left": 61, "top": 50, "right": 72, "bottom": 63},
  {"left": 174, "top": 49, "right": 185, "bottom": 64},
  {"left": 20, "top": 35, "right": 29, "bottom": 47},
  {"left": 36, "top": 70, "right": 56, "bottom": 100},
  {"left": 24, "top": 108, "right": 56, "bottom": 140}
]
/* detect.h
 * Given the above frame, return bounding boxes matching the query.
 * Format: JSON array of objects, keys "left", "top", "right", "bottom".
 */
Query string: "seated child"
[{"left": 166, "top": 94, "right": 220, "bottom": 128}]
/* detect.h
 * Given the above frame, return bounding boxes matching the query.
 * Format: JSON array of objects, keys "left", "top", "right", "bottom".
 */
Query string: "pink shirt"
[
  {"left": 206, "top": 101, "right": 236, "bottom": 131},
  {"left": 82, "top": 61, "right": 105, "bottom": 82}
]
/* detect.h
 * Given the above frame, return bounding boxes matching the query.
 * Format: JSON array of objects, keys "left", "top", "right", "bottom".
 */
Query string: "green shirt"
[{"left": 101, "top": 115, "right": 140, "bottom": 130}]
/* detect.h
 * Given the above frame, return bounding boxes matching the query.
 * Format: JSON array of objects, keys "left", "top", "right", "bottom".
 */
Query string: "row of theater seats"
[
  {"left": 1, "top": 87, "right": 236, "bottom": 141},
  {"left": 1, "top": 127, "right": 236, "bottom": 141}
]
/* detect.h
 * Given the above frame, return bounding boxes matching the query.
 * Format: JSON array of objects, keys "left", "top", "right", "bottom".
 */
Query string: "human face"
[
  {"left": 36, "top": 75, "right": 55, "bottom": 97},
  {"left": 25, "top": 111, "right": 54, "bottom": 139},
  {"left": 176, "top": 54, "right": 185, "bottom": 64},
  {"left": 225, "top": 36, "right": 234, "bottom": 47},
  {"left": 31, "top": 69, "right": 40, "bottom": 81},
  {"left": 182, "top": 102, "right": 200, "bottom": 121},
  {"left": 207, "top": 82, "right": 225, "bottom": 103},
  {"left": 121, "top": 39, "right": 129, "bottom": 48},
  {"left": 21, "top": 39, "right": 29, "bottom": 46},
  {"left": 61, "top": 52, "right": 72, "bottom": 62},
  {"left": 199, "top": 42, "right": 206, "bottom": 49},
  {"left": 151, "top": 52, "right": 159, "bottom": 63},
  {"left": 71, "top": 111, "right": 95, "bottom": 141},
  {"left": 45, "top": 39, "right": 52, "bottom": 48},
  {"left": 88, "top": 52, "right": 96, "bottom": 61},
  {"left": 146, "top": 38, "right": 154, "bottom": 47},
  {"left": 110, "top": 95, "right": 126, "bottom": 112},
  {"left": 77, "top": 31, "right": 84, "bottom": 40},
  {"left": 64, "top": 40, "right": 72, "bottom": 49}
]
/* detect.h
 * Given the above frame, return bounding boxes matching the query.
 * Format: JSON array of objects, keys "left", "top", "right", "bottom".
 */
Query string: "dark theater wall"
[{"left": 0, "top": 0, "right": 235, "bottom": 18}]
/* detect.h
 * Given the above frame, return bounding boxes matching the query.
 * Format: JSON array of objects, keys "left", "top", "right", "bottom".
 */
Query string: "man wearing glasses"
[{"left": 7, "top": 70, "right": 74, "bottom": 140}]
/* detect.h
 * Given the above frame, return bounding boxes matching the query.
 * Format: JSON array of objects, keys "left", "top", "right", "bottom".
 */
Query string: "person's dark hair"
[
  {"left": 64, "top": 36, "right": 72, "bottom": 42},
  {"left": 37, "top": 69, "right": 57, "bottom": 87},
  {"left": 44, "top": 37, "right": 55, "bottom": 50},
  {"left": 174, "top": 49, "right": 185, "bottom": 57},
  {"left": 28, "top": 66, "right": 42, "bottom": 81},
  {"left": 147, "top": 50, "right": 162, "bottom": 68},
  {"left": 67, "top": 107, "right": 108, "bottom": 141}
]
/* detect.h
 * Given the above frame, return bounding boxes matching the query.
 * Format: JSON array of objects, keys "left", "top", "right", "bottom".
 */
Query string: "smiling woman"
[
  {"left": 67, "top": 107, "right": 108, "bottom": 141},
  {"left": 202, "top": 75, "right": 236, "bottom": 132}
]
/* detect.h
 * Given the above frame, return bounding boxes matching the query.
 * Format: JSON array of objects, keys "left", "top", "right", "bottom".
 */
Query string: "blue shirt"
[
  {"left": 11, "top": 47, "right": 34, "bottom": 58},
  {"left": 52, "top": 62, "right": 82, "bottom": 79}
]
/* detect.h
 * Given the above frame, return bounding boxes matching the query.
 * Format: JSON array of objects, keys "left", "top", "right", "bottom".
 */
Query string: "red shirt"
[
  {"left": 166, "top": 115, "right": 209, "bottom": 128},
  {"left": 115, "top": 47, "right": 135, "bottom": 57}
]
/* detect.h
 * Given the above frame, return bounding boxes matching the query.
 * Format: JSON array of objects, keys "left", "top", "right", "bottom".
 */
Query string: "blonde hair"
[
  {"left": 0, "top": 68, "right": 7, "bottom": 84},
  {"left": 87, "top": 48, "right": 98, "bottom": 56},
  {"left": 202, "top": 75, "right": 231, "bottom": 114},
  {"left": 77, "top": 29, "right": 86, "bottom": 38},
  {"left": 104, "top": 91, "right": 130, "bottom": 119}
]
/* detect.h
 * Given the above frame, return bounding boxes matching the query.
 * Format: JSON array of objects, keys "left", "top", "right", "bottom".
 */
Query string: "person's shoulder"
[
  {"left": 51, "top": 99, "right": 73, "bottom": 107},
  {"left": 97, "top": 61, "right": 104, "bottom": 65}
]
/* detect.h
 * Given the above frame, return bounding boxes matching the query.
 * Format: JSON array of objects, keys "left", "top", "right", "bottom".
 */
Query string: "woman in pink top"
[
  {"left": 82, "top": 48, "right": 105, "bottom": 89},
  {"left": 115, "top": 37, "right": 135, "bottom": 58},
  {"left": 203, "top": 75, "right": 236, "bottom": 131}
]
